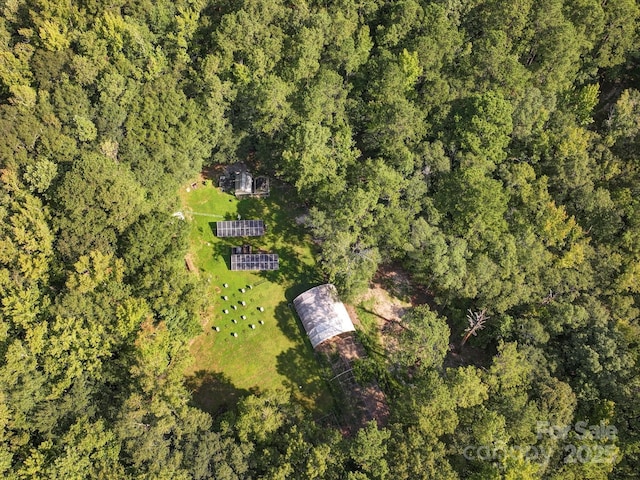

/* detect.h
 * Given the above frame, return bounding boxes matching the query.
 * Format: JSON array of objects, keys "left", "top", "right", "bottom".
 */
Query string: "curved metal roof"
[{"left": 293, "top": 284, "right": 355, "bottom": 349}]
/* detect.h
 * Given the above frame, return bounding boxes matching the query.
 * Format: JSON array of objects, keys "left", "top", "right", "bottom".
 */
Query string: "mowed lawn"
[{"left": 181, "top": 181, "right": 334, "bottom": 415}]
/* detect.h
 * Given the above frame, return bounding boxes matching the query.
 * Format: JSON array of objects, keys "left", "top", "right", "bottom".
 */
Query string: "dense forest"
[{"left": 1, "top": 0, "right": 640, "bottom": 478}]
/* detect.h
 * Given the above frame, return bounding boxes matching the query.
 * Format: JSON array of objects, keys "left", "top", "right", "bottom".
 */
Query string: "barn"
[{"left": 293, "top": 284, "right": 355, "bottom": 349}]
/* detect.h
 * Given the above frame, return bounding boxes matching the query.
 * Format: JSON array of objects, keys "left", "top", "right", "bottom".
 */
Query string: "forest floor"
[
  {"left": 349, "top": 265, "right": 414, "bottom": 355},
  {"left": 180, "top": 179, "right": 334, "bottom": 416}
]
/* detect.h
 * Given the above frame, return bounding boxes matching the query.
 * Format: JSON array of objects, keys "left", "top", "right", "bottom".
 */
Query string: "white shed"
[{"left": 293, "top": 284, "right": 355, "bottom": 349}]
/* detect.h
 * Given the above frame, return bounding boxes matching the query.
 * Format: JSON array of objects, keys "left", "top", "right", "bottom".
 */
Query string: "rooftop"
[{"left": 293, "top": 284, "right": 355, "bottom": 349}]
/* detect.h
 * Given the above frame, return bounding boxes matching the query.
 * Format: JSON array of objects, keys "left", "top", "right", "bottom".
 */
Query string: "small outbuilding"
[
  {"left": 220, "top": 163, "right": 270, "bottom": 197},
  {"left": 234, "top": 171, "right": 253, "bottom": 197},
  {"left": 293, "top": 284, "right": 355, "bottom": 349},
  {"left": 234, "top": 171, "right": 270, "bottom": 198}
]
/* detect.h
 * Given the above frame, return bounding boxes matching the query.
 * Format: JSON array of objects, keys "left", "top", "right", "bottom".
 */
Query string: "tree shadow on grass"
[
  {"left": 273, "top": 301, "right": 333, "bottom": 411},
  {"left": 208, "top": 221, "right": 223, "bottom": 239},
  {"left": 263, "top": 285, "right": 328, "bottom": 361},
  {"left": 257, "top": 244, "right": 322, "bottom": 289},
  {"left": 275, "top": 344, "right": 333, "bottom": 411},
  {"left": 209, "top": 231, "right": 233, "bottom": 270},
  {"left": 235, "top": 184, "right": 308, "bottom": 244},
  {"left": 185, "top": 370, "right": 254, "bottom": 416},
  {"left": 235, "top": 197, "right": 268, "bottom": 222},
  {"left": 273, "top": 299, "right": 307, "bottom": 343}
]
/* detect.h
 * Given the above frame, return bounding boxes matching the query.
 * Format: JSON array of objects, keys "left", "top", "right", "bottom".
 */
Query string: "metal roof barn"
[{"left": 293, "top": 284, "right": 355, "bottom": 349}]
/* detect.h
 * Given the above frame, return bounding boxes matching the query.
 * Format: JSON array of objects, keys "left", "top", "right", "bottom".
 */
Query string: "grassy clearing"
[
  {"left": 353, "top": 282, "right": 413, "bottom": 363},
  {"left": 180, "top": 181, "right": 334, "bottom": 415}
]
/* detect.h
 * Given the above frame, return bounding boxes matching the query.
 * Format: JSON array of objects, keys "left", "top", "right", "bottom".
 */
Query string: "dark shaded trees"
[{"left": 53, "top": 152, "right": 147, "bottom": 260}]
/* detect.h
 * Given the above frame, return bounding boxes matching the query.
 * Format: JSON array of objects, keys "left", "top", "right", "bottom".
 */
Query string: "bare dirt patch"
[
  {"left": 345, "top": 303, "right": 361, "bottom": 327},
  {"left": 200, "top": 163, "right": 226, "bottom": 181},
  {"left": 360, "top": 285, "right": 408, "bottom": 324},
  {"left": 350, "top": 265, "right": 414, "bottom": 350}
]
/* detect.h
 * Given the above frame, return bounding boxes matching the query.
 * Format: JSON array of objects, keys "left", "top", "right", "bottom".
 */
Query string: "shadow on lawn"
[
  {"left": 185, "top": 370, "right": 255, "bottom": 416},
  {"left": 273, "top": 301, "right": 332, "bottom": 410},
  {"left": 275, "top": 344, "right": 330, "bottom": 408},
  {"left": 235, "top": 187, "right": 307, "bottom": 244},
  {"left": 257, "top": 244, "right": 322, "bottom": 289},
  {"left": 268, "top": 279, "right": 324, "bottom": 347},
  {"left": 209, "top": 226, "right": 233, "bottom": 270},
  {"left": 275, "top": 343, "right": 317, "bottom": 389},
  {"left": 273, "top": 299, "right": 306, "bottom": 343},
  {"left": 208, "top": 221, "right": 224, "bottom": 241}
]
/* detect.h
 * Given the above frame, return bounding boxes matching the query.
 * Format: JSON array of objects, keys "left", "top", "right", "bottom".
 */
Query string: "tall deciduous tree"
[
  {"left": 394, "top": 305, "right": 450, "bottom": 373},
  {"left": 53, "top": 152, "right": 147, "bottom": 260}
]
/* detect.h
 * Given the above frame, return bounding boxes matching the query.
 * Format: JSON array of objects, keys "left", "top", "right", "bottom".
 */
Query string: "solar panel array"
[
  {"left": 230, "top": 254, "right": 279, "bottom": 271},
  {"left": 216, "top": 220, "right": 265, "bottom": 237}
]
